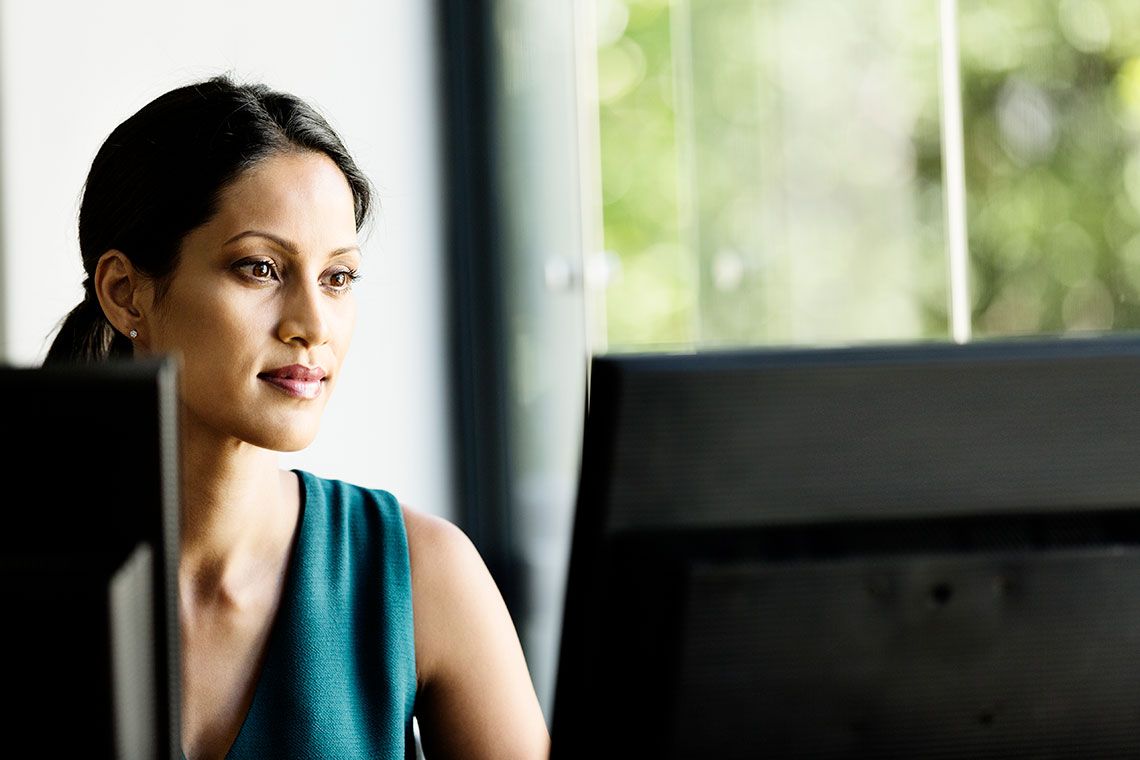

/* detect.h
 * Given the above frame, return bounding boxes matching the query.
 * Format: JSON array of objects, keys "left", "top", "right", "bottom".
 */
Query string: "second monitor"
[{"left": 553, "top": 335, "right": 1140, "bottom": 758}]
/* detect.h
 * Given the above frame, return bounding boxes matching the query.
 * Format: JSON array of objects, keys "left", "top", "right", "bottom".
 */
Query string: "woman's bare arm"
[{"left": 403, "top": 506, "right": 550, "bottom": 759}]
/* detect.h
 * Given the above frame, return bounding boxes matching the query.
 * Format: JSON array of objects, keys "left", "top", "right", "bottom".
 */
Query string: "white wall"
[{"left": 0, "top": 1, "right": 454, "bottom": 519}]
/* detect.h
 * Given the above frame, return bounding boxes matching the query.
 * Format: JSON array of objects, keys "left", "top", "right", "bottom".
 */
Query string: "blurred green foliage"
[
  {"left": 595, "top": 0, "right": 1140, "bottom": 349},
  {"left": 961, "top": 0, "right": 1140, "bottom": 335},
  {"left": 596, "top": 0, "right": 693, "bottom": 347}
]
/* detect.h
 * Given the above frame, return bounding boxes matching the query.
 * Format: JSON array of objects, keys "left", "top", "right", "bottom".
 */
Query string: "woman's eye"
[
  {"left": 235, "top": 259, "right": 279, "bottom": 282},
  {"left": 326, "top": 269, "right": 360, "bottom": 291}
]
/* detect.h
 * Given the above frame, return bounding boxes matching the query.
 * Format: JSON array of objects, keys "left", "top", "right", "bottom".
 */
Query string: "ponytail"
[{"left": 43, "top": 287, "right": 132, "bottom": 365}]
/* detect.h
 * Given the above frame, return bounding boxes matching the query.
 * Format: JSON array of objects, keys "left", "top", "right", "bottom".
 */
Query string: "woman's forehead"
[{"left": 208, "top": 152, "right": 358, "bottom": 242}]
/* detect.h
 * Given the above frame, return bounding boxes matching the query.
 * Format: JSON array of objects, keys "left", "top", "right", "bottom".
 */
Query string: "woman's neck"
[{"left": 176, "top": 412, "right": 299, "bottom": 609}]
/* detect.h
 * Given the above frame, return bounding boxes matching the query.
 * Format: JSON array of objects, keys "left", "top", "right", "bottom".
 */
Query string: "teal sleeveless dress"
[{"left": 185, "top": 469, "right": 418, "bottom": 760}]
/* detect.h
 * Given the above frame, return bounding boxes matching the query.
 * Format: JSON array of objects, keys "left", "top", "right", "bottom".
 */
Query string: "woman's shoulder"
[
  {"left": 293, "top": 469, "right": 475, "bottom": 560},
  {"left": 401, "top": 505, "right": 488, "bottom": 607},
  {"left": 400, "top": 504, "right": 471, "bottom": 556}
]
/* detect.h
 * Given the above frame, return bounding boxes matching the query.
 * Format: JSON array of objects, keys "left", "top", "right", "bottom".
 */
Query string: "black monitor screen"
[
  {"left": 552, "top": 336, "right": 1140, "bottom": 759},
  {"left": 0, "top": 359, "right": 181, "bottom": 759}
]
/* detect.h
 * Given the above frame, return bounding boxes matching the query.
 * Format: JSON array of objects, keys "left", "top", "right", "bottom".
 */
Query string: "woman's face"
[{"left": 144, "top": 150, "right": 361, "bottom": 452}]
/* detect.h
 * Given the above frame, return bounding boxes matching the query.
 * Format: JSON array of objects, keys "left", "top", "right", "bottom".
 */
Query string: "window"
[{"left": 590, "top": 0, "right": 1140, "bottom": 351}]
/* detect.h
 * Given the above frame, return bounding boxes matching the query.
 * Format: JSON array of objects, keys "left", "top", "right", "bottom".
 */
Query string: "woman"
[{"left": 45, "top": 75, "right": 550, "bottom": 759}]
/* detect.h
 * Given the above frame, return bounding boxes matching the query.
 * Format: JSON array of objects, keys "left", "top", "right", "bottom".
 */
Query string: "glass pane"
[
  {"left": 596, "top": 0, "right": 948, "bottom": 351},
  {"left": 596, "top": 0, "right": 693, "bottom": 348},
  {"left": 493, "top": 0, "right": 590, "bottom": 718},
  {"left": 959, "top": 0, "right": 1140, "bottom": 336}
]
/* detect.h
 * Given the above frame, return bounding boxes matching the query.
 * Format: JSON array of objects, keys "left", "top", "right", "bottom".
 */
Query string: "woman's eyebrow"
[{"left": 223, "top": 229, "right": 360, "bottom": 258}]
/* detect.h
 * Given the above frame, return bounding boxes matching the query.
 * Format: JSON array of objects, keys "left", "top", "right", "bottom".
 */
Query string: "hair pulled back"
[{"left": 44, "top": 75, "right": 372, "bottom": 365}]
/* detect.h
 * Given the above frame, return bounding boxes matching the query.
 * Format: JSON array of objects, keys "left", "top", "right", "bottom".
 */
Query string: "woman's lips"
[{"left": 258, "top": 365, "right": 327, "bottom": 400}]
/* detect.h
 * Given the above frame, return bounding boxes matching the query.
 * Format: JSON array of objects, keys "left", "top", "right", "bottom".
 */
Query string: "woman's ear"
[{"left": 93, "top": 250, "right": 151, "bottom": 345}]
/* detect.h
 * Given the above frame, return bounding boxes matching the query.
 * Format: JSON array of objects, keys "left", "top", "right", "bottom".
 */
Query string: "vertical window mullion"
[{"left": 939, "top": 0, "right": 972, "bottom": 344}]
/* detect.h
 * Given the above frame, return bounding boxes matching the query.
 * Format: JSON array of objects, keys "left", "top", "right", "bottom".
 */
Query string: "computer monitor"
[
  {"left": 0, "top": 358, "right": 181, "bottom": 759},
  {"left": 552, "top": 335, "right": 1140, "bottom": 758}
]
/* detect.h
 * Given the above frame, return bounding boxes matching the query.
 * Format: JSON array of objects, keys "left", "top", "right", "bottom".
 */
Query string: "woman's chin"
[{"left": 244, "top": 421, "right": 321, "bottom": 453}]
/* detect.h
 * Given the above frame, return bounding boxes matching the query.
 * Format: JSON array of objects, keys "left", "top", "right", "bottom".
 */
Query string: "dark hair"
[{"left": 44, "top": 74, "right": 373, "bottom": 365}]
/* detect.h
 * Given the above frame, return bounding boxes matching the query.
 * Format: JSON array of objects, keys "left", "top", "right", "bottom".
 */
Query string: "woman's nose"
[{"left": 277, "top": 280, "right": 330, "bottom": 348}]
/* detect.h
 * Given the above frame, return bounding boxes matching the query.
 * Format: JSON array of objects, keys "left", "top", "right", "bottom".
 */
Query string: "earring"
[{"left": 128, "top": 329, "right": 138, "bottom": 339}]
